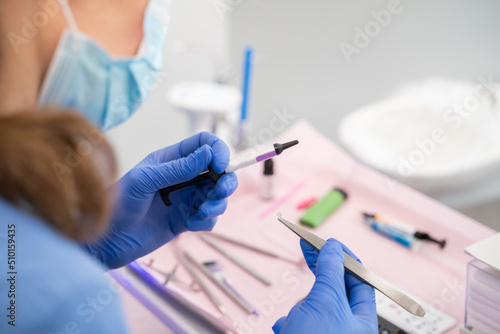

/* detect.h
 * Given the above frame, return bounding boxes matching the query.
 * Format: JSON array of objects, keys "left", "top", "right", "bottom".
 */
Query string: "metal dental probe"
[
  {"left": 200, "top": 234, "right": 272, "bottom": 286},
  {"left": 175, "top": 250, "right": 228, "bottom": 317}
]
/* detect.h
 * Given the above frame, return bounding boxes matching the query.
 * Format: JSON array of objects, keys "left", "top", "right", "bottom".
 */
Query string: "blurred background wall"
[
  {"left": 107, "top": 0, "right": 500, "bottom": 230},
  {"left": 227, "top": 0, "right": 500, "bottom": 230},
  {"left": 107, "top": 0, "right": 229, "bottom": 174},
  {"left": 228, "top": 0, "right": 500, "bottom": 143}
]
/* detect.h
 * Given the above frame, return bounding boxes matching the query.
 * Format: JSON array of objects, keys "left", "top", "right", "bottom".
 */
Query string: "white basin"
[{"left": 339, "top": 78, "right": 500, "bottom": 195}]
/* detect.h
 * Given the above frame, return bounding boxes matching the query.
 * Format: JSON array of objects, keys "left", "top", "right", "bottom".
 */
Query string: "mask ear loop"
[{"left": 57, "top": 0, "right": 80, "bottom": 32}]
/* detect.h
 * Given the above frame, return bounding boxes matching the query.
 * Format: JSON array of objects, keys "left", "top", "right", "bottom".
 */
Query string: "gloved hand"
[
  {"left": 273, "top": 239, "right": 378, "bottom": 334},
  {"left": 83, "top": 132, "right": 238, "bottom": 269}
]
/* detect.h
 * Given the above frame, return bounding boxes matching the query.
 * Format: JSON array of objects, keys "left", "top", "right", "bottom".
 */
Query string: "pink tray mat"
[{"left": 122, "top": 119, "right": 495, "bottom": 334}]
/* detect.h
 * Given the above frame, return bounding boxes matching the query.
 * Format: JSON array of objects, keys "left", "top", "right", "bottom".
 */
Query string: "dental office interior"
[{"left": 106, "top": 1, "right": 500, "bottom": 333}]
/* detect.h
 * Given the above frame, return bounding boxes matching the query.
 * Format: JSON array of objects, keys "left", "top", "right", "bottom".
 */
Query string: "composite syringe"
[{"left": 159, "top": 140, "right": 299, "bottom": 206}]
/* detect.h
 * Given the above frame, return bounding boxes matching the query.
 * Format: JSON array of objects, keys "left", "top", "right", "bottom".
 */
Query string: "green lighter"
[{"left": 299, "top": 188, "right": 348, "bottom": 228}]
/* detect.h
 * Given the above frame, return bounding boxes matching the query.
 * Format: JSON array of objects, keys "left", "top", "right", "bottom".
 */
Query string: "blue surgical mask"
[{"left": 37, "top": 0, "right": 170, "bottom": 131}]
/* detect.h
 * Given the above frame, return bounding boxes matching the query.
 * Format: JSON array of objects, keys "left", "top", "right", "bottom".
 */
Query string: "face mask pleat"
[{"left": 37, "top": 0, "right": 171, "bottom": 130}]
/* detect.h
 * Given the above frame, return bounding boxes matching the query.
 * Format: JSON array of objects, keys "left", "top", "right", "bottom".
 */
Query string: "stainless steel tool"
[
  {"left": 175, "top": 250, "right": 228, "bottom": 317},
  {"left": 200, "top": 234, "right": 272, "bottom": 286},
  {"left": 183, "top": 251, "right": 257, "bottom": 315},
  {"left": 277, "top": 213, "right": 426, "bottom": 317},
  {"left": 206, "top": 231, "right": 297, "bottom": 264}
]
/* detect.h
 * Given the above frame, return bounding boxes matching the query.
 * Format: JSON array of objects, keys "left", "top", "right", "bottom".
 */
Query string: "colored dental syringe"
[
  {"left": 159, "top": 140, "right": 299, "bottom": 206},
  {"left": 363, "top": 213, "right": 446, "bottom": 249}
]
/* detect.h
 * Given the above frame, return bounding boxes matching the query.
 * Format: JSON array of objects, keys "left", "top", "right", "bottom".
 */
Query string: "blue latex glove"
[
  {"left": 273, "top": 239, "right": 378, "bottom": 334},
  {"left": 83, "top": 132, "right": 238, "bottom": 269}
]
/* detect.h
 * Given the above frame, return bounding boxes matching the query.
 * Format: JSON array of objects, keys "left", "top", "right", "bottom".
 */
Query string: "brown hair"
[{"left": 0, "top": 109, "right": 117, "bottom": 241}]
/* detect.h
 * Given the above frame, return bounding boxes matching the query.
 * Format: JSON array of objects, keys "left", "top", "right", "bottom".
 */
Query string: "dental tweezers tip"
[{"left": 416, "top": 305, "right": 426, "bottom": 317}]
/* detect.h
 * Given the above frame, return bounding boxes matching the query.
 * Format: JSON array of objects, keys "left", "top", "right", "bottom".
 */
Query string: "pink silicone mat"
[{"left": 121, "top": 120, "right": 495, "bottom": 334}]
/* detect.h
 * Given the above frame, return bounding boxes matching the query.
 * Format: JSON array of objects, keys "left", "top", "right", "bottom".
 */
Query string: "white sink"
[{"left": 339, "top": 78, "right": 500, "bottom": 195}]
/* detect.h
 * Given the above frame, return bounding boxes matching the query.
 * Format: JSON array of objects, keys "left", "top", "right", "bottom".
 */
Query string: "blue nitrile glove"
[
  {"left": 83, "top": 132, "right": 238, "bottom": 269},
  {"left": 272, "top": 238, "right": 378, "bottom": 334}
]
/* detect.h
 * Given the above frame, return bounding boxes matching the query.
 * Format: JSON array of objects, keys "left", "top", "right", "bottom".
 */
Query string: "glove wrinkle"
[
  {"left": 272, "top": 239, "right": 378, "bottom": 334},
  {"left": 82, "top": 132, "right": 237, "bottom": 269}
]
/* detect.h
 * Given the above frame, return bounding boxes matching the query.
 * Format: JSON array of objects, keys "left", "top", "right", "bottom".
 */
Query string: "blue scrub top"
[{"left": 0, "top": 198, "right": 129, "bottom": 333}]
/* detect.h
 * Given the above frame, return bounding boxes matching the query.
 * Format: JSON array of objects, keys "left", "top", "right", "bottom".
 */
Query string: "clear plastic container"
[{"left": 465, "top": 259, "right": 500, "bottom": 333}]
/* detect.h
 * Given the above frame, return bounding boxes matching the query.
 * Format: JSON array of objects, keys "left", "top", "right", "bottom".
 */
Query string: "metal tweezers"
[{"left": 277, "top": 213, "right": 426, "bottom": 317}]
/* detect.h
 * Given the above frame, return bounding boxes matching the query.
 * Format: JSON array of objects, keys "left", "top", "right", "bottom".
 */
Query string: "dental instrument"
[
  {"left": 183, "top": 252, "right": 257, "bottom": 315},
  {"left": 363, "top": 213, "right": 446, "bottom": 248},
  {"left": 159, "top": 140, "right": 299, "bottom": 206},
  {"left": 277, "top": 213, "right": 426, "bottom": 317},
  {"left": 176, "top": 251, "right": 228, "bottom": 316},
  {"left": 200, "top": 235, "right": 271, "bottom": 286},
  {"left": 207, "top": 231, "right": 297, "bottom": 264}
]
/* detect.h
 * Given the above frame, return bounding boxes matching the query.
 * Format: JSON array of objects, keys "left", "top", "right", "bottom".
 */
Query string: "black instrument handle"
[{"left": 159, "top": 167, "right": 224, "bottom": 206}]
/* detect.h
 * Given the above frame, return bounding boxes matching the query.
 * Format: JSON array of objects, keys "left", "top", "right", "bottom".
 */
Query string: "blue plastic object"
[
  {"left": 84, "top": 132, "right": 238, "bottom": 269},
  {"left": 272, "top": 239, "right": 378, "bottom": 333},
  {"left": 0, "top": 198, "right": 129, "bottom": 333}
]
